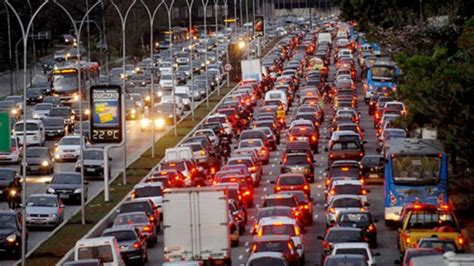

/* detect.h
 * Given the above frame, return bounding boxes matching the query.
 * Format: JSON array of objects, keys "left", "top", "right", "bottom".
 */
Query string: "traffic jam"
[{"left": 2, "top": 16, "right": 472, "bottom": 266}]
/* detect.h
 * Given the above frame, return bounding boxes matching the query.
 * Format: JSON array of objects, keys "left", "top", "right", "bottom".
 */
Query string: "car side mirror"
[
  {"left": 316, "top": 235, "right": 324, "bottom": 240},
  {"left": 362, "top": 140, "right": 368, "bottom": 144},
  {"left": 59, "top": 204, "right": 65, "bottom": 208},
  {"left": 270, "top": 181, "right": 275, "bottom": 184},
  {"left": 54, "top": 143, "right": 58, "bottom": 147},
  {"left": 365, "top": 189, "right": 371, "bottom": 193},
  {"left": 109, "top": 157, "right": 113, "bottom": 161},
  {"left": 324, "top": 147, "right": 328, "bottom": 152}
]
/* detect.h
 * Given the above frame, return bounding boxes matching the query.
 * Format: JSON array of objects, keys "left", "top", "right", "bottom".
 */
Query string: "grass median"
[{"left": 26, "top": 83, "right": 236, "bottom": 266}]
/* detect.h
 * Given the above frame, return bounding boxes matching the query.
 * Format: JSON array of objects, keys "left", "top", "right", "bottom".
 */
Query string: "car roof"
[
  {"left": 134, "top": 182, "right": 163, "bottom": 189},
  {"left": 29, "top": 193, "right": 58, "bottom": 199},
  {"left": 328, "top": 226, "right": 362, "bottom": 232}
]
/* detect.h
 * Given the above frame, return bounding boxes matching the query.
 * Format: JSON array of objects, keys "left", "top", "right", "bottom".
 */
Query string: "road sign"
[
  {"left": 0, "top": 112, "right": 11, "bottom": 152},
  {"left": 89, "top": 85, "right": 123, "bottom": 144},
  {"left": 254, "top": 16, "right": 264, "bottom": 37},
  {"left": 224, "top": 63, "right": 232, "bottom": 72}
]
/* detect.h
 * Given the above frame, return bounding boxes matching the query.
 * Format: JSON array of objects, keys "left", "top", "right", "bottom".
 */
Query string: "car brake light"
[
  {"left": 458, "top": 236, "right": 464, "bottom": 245},
  {"left": 294, "top": 226, "right": 300, "bottom": 236},
  {"left": 303, "top": 185, "right": 309, "bottom": 190},
  {"left": 143, "top": 226, "right": 152, "bottom": 232},
  {"left": 303, "top": 204, "right": 309, "bottom": 209},
  {"left": 367, "top": 224, "right": 375, "bottom": 232},
  {"left": 133, "top": 241, "right": 141, "bottom": 249},
  {"left": 249, "top": 166, "right": 256, "bottom": 172},
  {"left": 330, "top": 189, "right": 336, "bottom": 195},
  {"left": 406, "top": 237, "right": 411, "bottom": 244},
  {"left": 328, "top": 207, "right": 335, "bottom": 214},
  {"left": 149, "top": 216, "right": 156, "bottom": 223},
  {"left": 275, "top": 186, "right": 281, "bottom": 191},
  {"left": 243, "top": 190, "right": 251, "bottom": 196},
  {"left": 311, "top": 135, "right": 317, "bottom": 142},
  {"left": 361, "top": 189, "right": 368, "bottom": 195}
]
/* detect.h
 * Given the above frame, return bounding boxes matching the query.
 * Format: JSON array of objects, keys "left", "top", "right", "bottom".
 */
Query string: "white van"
[
  {"left": 74, "top": 237, "right": 125, "bottom": 266},
  {"left": 13, "top": 120, "right": 45, "bottom": 146},
  {"left": 264, "top": 90, "right": 288, "bottom": 111},
  {"left": 165, "top": 146, "right": 194, "bottom": 162},
  {"left": 174, "top": 86, "right": 192, "bottom": 110}
]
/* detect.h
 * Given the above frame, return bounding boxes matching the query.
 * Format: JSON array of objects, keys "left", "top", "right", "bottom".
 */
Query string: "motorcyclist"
[
  {"left": 7, "top": 177, "right": 22, "bottom": 209},
  {"left": 219, "top": 136, "right": 231, "bottom": 163}
]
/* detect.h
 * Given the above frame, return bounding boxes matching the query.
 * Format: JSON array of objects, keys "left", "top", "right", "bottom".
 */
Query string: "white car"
[
  {"left": 326, "top": 180, "right": 368, "bottom": 205},
  {"left": 32, "top": 103, "right": 53, "bottom": 119},
  {"left": 255, "top": 216, "right": 305, "bottom": 260},
  {"left": 160, "top": 95, "right": 184, "bottom": 115},
  {"left": 325, "top": 194, "right": 367, "bottom": 227},
  {"left": 331, "top": 242, "right": 378, "bottom": 266},
  {"left": 159, "top": 73, "right": 177, "bottom": 88},
  {"left": 158, "top": 62, "right": 173, "bottom": 74},
  {"left": 193, "top": 129, "right": 218, "bottom": 146},
  {"left": 54, "top": 135, "right": 89, "bottom": 162}
]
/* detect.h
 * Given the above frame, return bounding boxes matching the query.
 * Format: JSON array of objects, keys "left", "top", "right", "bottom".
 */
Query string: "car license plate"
[
  {"left": 297, "top": 136, "right": 308, "bottom": 140},
  {"left": 369, "top": 174, "right": 378, "bottom": 178},
  {"left": 30, "top": 166, "right": 39, "bottom": 171},
  {"left": 47, "top": 133, "right": 56, "bottom": 136},
  {"left": 86, "top": 168, "right": 95, "bottom": 172},
  {"left": 60, "top": 194, "right": 69, "bottom": 199}
]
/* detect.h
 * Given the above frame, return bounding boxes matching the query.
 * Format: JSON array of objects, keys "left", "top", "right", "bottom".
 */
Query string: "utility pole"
[{"left": 6, "top": 5, "right": 13, "bottom": 95}]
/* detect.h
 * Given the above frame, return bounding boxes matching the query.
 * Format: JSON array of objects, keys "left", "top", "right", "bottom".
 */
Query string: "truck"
[
  {"left": 163, "top": 187, "right": 232, "bottom": 265},
  {"left": 241, "top": 59, "right": 262, "bottom": 81},
  {"left": 318, "top": 32, "right": 332, "bottom": 44}
]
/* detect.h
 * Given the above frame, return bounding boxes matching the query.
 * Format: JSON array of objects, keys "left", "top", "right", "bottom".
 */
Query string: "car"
[
  {"left": 330, "top": 242, "right": 379, "bottom": 266},
  {"left": 326, "top": 180, "right": 368, "bottom": 205},
  {"left": 26, "top": 88, "right": 44, "bottom": 105},
  {"left": 75, "top": 148, "right": 107, "bottom": 177},
  {"left": 226, "top": 156, "right": 262, "bottom": 186},
  {"left": 250, "top": 236, "right": 299, "bottom": 266},
  {"left": 0, "top": 210, "right": 25, "bottom": 259},
  {"left": 125, "top": 99, "right": 139, "bottom": 120},
  {"left": 113, "top": 211, "right": 158, "bottom": 246},
  {"left": 238, "top": 139, "right": 270, "bottom": 164},
  {"left": 327, "top": 140, "right": 365, "bottom": 165},
  {"left": 131, "top": 182, "right": 164, "bottom": 214},
  {"left": 254, "top": 216, "right": 305, "bottom": 262},
  {"left": 334, "top": 210, "right": 378, "bottom": 248},
  {"left": 24, "top": 147, "right": 54, "bottom": 175},
  {"left": 288, "top": 126, "right": 319, "bottom": 153},
  {"left": 285, "top": 191, "right": 313, "bottom": 226},
  {"left": 155, "top": 103, "right": 181, "bottom": 125},
  {"left": 32, "top": 103, "right": 53, "bottom": 119},
  {"left": 25, "top": 193, "right": 64, "bottom": 228},
  {"left": 118, "top": 198, "right": 160, "bottom": 227},
  {"left": 280, "top": 152, "right": 315, "bottom": 183},
  {"left": 273, "top": 174, "right": 310, "bottom": 198},
  {"left": 102, "top": 226, "right": 148, "bottom": 265},
  {"left": 48, "top": 106, "right": 75, "bottom": 132},
  {"left": 43, "top": 117, "right": 67, "bottom": 139},
  {"left": 317, "top": 227, "right": 366, "bottom": 264},
  {"left": 146, "top": 169, "right": 186, "bottom": 188},
  {"left": 323, "top": 254, "right": 368, "bottom": 266},
  {"left": 0, "top": 169, "right": 20, "bottom": 199},
  {"left": 0, "top": 100, "right": 21, "bottom": 120},
  {"left": 246, "top": 251, "right": 290, "bottom": 266},
  {"left": 325, "top": 195, "right": 368, "bottom": 227},
  {"left": 46, "top": 172, "right": 88, "bottom": 204},
  {"left": 360, "top": 155, "right": 384, "bottom": 184},
  {"left": 159, "top": 159, "right": 201, "bottom": 185},
  {"left": 54, "top": 135, "right": 89, "bottom": 162},
  {"left": 416, "top": 237, "right": 459, "bottom": 253},
  {"left": 395, "top": 247, "right": 443, "bottom": 266}
]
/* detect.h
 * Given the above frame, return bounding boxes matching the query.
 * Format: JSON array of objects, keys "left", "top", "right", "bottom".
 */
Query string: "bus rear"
[
  {"left": 363, "top": 61, "right": 399, "bottom": 102},
  {"left": 383, "top": 138, "right": 448, "bottom": 224}
]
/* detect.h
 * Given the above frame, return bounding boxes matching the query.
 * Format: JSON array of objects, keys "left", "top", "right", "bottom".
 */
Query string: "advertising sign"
[
  {"left": 0, "top": 113, "right": 11, "bottom": 152},
  {"left": 89, "top": 85, "right": 123, "bottom": 144},
  {"left": 254, "top": 16, "right": 264, "bottom": 37}
]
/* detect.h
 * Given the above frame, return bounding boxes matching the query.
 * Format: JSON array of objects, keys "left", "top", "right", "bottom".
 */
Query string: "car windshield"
[
  {"left": 49, "top": 108, "right": 69, "bottom": 116},
  {"left": 335, "top": 248, "right": 369, "bottom": 259},
  {"left": 103, "top": 230, "right": 136, "bottom": 242},
  {"left": 249, "top": 257, "right": 287, "bottom": 266},
  {"left": 77, "top": 245, "right": 114, "bottom": 263},
  {"left": 338, "top": 213, "right": 371, "bottom": 227},
  {"left": 326, "top": 230, "right": 363, "bottom": 243},
  {"left": 279, "top": 176, "right": 305, "bottom": 185},
  {"left": 114, "top": 213, "right": 149, "bottom": 225},
  {"left": 240, "top": 140, "right": 263, "bottom": 148},
  {"left": 407, "top": 211, "right": 457, "bottom": 229},
  {"left": 26, "top": 148, "right": 49, "bottom": 158},
  {"left": 262, "top": 224, "right": 295, "bottom": 236},
  {"left": 371, "top": 65, "right": 396, "bottom": 81},
  {"left": 0, "top": 214, "right": 17, "bottom": 229},
  {"left": 135, "top": 186, "right": 162, "bottom": 197},
  {"left": 258, "top": 208, "right": 292, "bottom": 220},
  {"left": 334, "top": 184, "right": 362, "bottom": 195},
  {"left": 52, "top": 174, "right": 80, "bottom": 184},
  {"left": 28, "top": 196, "right": 58, "bottom": 207},
  {"left": 392, "top": 155, "right": 441, "bottom": 185},
  {"left": 43, "top": 118, "right": 64, "bottom": 127},
  {"left": 34, "top": 104, "right": 52, "bottom": 111},
  {"left": 120, "top": 202, "right": 151, "bottom": 214},
  {"left": 14, "top": 122, "right": 39, "bottom": 131},
  {"left": 53, "top": 74, "right": 78, "bottom": 90},
  {"left": 332, "top": 198, "right": 362, "bottom": 208},
  {"left": 156, "top": 104, "right": 174, "bottom": 112},
  {"left": 254, "top": 241, "right": 290, "bottom": 253},
  {"left": 60, "top": 137, "right": 80, "bottom": 145},
  {"left": 264, "top": 197, "right": 297, "bottom": 208},
  {"left": 83, "top": 150, "right": 103, "bottom": 160}
]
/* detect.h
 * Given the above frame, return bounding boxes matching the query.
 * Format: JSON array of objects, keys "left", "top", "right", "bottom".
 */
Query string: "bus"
[
  {"left": 362, "top": 60, "right": 399, "bottom": 103},
  {"left": 51, "top": 62, "right": 99, "bottom": 104},
  {"left": 383, "top": 138, "right": 448, "bottom": 225}
]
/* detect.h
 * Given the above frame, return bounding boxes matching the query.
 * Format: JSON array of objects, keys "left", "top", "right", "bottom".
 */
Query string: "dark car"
[
  {"left": 43, "top": 96, "right": 61, "bottom": 107},
  {"left": 49, "top": 107, "right": 75, "bottom": 131},
  {"left": 0, "top": 169, "right": 19, "bottom": 199},
  {"left": 26, "top": 88, "right": 44, "bottom": 105},
  {"left": 288, "top": 126, "right": 320, "bottom": 153},
  {"left": 25, "top": 147, "right": 54, "bottom": 175},
  {"left": 43, "top": 117, "right": 67, "bottom": 139},
  {"left": 155, "top": 103, "right": 180, "bottom": 125},
  {"left": 102, "top": 226, "right": 148, "bottom": 265},
  {"left": 335, "top": 210, "right": 378, "bottom": 248},
  {"left": 71, "top": 101, "right": 90, "bottom": 121},
  {"left": 280, "top": 152, "right": 315, "bottom": 183},
  {"left": 0, "top": 210, "right": 26, "bottom": 259},
  {"left": 118, "top": 199, "right": 160, "bottom": 227},
  {"left": 327, "top": 141, "right": 364, "bottom": 165},
  {"left": 360, "top": 155, "right": 384, "bottom": 184},
  {"left": 317, "top": 227, "right": 365, "bottom": 264},
  {"left": 46, "top": 172, "right": 87, "bottom": 204}
]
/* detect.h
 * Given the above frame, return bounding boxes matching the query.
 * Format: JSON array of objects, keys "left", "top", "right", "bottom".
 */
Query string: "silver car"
[
  {"left": 75, "top": 148, "right": 107, "bottom": 177},
  {"left": 25, "top": 193, "right": 64, "bottom": 228}
]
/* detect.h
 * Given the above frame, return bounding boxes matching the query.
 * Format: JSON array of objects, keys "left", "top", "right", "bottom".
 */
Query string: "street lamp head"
[{"left": 238, "top": 40, "right": 246, "bottom": 49}]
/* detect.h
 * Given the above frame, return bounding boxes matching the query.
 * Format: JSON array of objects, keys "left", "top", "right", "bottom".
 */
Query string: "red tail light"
[
  {"left": 361, "top": 189, "right": 368, "bottom": 195},
  {"left": 311, "top": 135, "right": 317, "bottom": 142},
  {"left": 303, "top": 204, "right": 310, "bottom": 209},
  {"left": 249, "top": 166, "right": 256, "bottom": 172},
  {"left": 149, "top": 216, "right": 156, "bottom": 223},
  {"left": 303, "top": 185, "right": 309, "bottom": 190},
  {"left": 275, "top": 186, "right": 281, "bottom": 191},
  {"left": 143, "top": 225, "right": 152, "bottom": 232},
  {"left": 328, "top": 207, "right": 336, "bottom": 214},
  {"left": 289, "top": 135, "right": 296, "bottom": 141},
  {"left": 133, "top": 241, "right": 142, "bottom": 249},
  {"left": 367, "top": 224, "right": 375, "bottom": 232},
  {"left": 243, "top": 190, "right": 251, "bottom": 196},
  {"left": 329, "top": 189, "right": 336, "bottom": 195}
]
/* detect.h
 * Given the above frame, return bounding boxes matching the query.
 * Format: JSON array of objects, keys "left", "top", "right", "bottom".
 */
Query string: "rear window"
[
  {"left": 332, "top": 198, "right": 362, "bottom": 208},
  {"left": 335, "top": 248, "right": 369, "bottom": 259},
  {"left": 258, "top": 209, "right": 292, "bottom": 220},
  {"left": 120, "top": 202, "right": 152, "bottom": 213},
  {"left": 103, "top": 230, "right": 136, "bottom": 242},
  {"left": 14, "top": 123, "right": 39, "bottom": 131},
  {"left": 331, "top": 142, "right": 360, "bottom": 150},
  {"left": 262, "top": 224, "right": 295, "bottom": 236},
  {"left": 285, "top": 154, "right": 309, "bottom": 165},
  {"left": 114, "top": 213, "right": 149, "bottom": 225},
  {"left": 161, "top": 162, "right": 186, "bottom": 171},
  {"left": 77, "top": 245, "right": 114, "bottom": 263},
  {"left": 334, "top": 184, "right": 362, "bottom": 194},
  {"left": 134, "top": 186, "right": 162, "bottom": 197},
  {"left": 326, "top": 230, "right": 363, "bottom": 243},
  {"left": 264, "top": 198, "right": 297, "bottom": 208},
  {"left": 253, "top": 241, "right": 291, "bottom": 254},
  {"left": 331, "top": 167, "right": 359, "bottom": 177},
  {"left": 279, "top": 175, "right": 305, "bottom": 185}
]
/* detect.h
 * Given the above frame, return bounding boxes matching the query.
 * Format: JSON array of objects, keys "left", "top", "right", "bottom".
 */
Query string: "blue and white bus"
[
  {"left": 363, "top": 60, "right": 399, "bottom": 102},
  {"left": 383, "top": 138, "right": 448, "bottom": 225}
]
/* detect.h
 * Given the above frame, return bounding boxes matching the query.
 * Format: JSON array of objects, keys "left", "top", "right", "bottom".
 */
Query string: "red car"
[{"left": 273, "top": 173, "right": 310, "bottom": 198}]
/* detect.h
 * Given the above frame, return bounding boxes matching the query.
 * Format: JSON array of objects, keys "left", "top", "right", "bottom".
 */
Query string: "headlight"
[
  {"left": 73, "top": 93, "right": 79, "bottom": 101},
  {"left": 38, "top": 95, "right": 43, "bottom": 99},
  {"left": 140, "top": 118, "right": 150, "bottom": 128},
  {"left": 145, "top": 95, "right": 151, "bottom": 101},
  {"left": 131, "top": 109, "right": 136, "bottom": 115},
  {"left": 47, "top": 187, "right": 55, "bottom": 193},
  {"left": 11, "top": 109, "right": 17, "bottom": 115},
  {"left": 155, "top": 118, "right": 165, "bottom": 128},
  {"left": 42, "top": 161, "right": 49, "bottom": 167},
  {"left": 168, "top": 114, "right": 173, "bottom": 118},
  {"left": 84, "top": 109, "right": 90, "bottom": 115},
  {"left": 6, "top": 234, "right": 17, "bottom": 243},
  {"left": 74, "top": 188, "right": 82, "bottom": 193},
  {"left": 50, "top": 213, "right": 58, "bottom": 218}
]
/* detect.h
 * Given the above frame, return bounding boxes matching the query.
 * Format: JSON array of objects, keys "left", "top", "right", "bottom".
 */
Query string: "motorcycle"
[
  {"left": 219, "top": 137, "right": 231, "bottom": 163},
  {"left": 7, "top": 188, "right": 21, "bottom": 210}
]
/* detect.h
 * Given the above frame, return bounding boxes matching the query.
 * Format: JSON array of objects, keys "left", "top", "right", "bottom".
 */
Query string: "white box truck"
[
  {"left": 318, "top": 32, "right": 332, "bottom": 44},
  {"left": 163, "top": 187, "right": 231, "bottom": 265}
]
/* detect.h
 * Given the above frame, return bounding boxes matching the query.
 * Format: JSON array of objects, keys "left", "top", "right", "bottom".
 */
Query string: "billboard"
[
  {"left": 254, "top": 16, "right": 264, "bottom": 37},
  {"left": 89, "top": 85, "right": 123, "bottom": 144}
]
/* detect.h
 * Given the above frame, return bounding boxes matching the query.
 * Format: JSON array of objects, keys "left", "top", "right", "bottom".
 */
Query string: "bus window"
[{"left": 391, "top": 156, "right": 440, "bottom": 185}]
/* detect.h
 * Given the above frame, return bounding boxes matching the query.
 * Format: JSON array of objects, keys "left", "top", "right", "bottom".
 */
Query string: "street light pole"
[
  {"left": 141, "top": 0, "right": 165, "bottom": 158},
  {"left": 111, "top": 0, "right": 138, "bottom": 185},
  {"left": 224, "top": 0, "right": 229, "bottom": 89},
  {"left": 5, "top": 4, "right": 13, "bottom": 95},
  {"left": 185, "top": 0, "right": 196, "bottom": 120},
  {"left": 214, "top": 0, "right": 220, "bottom": 96},
  {"left": 3, "top": 1, "right": 49, "bottom": 265},
  {"left": 162, "top": 0, "right": 177, "bottom": 136},
  {"left": 201, "top": 0, "right": 210, "bottom": 108}
]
